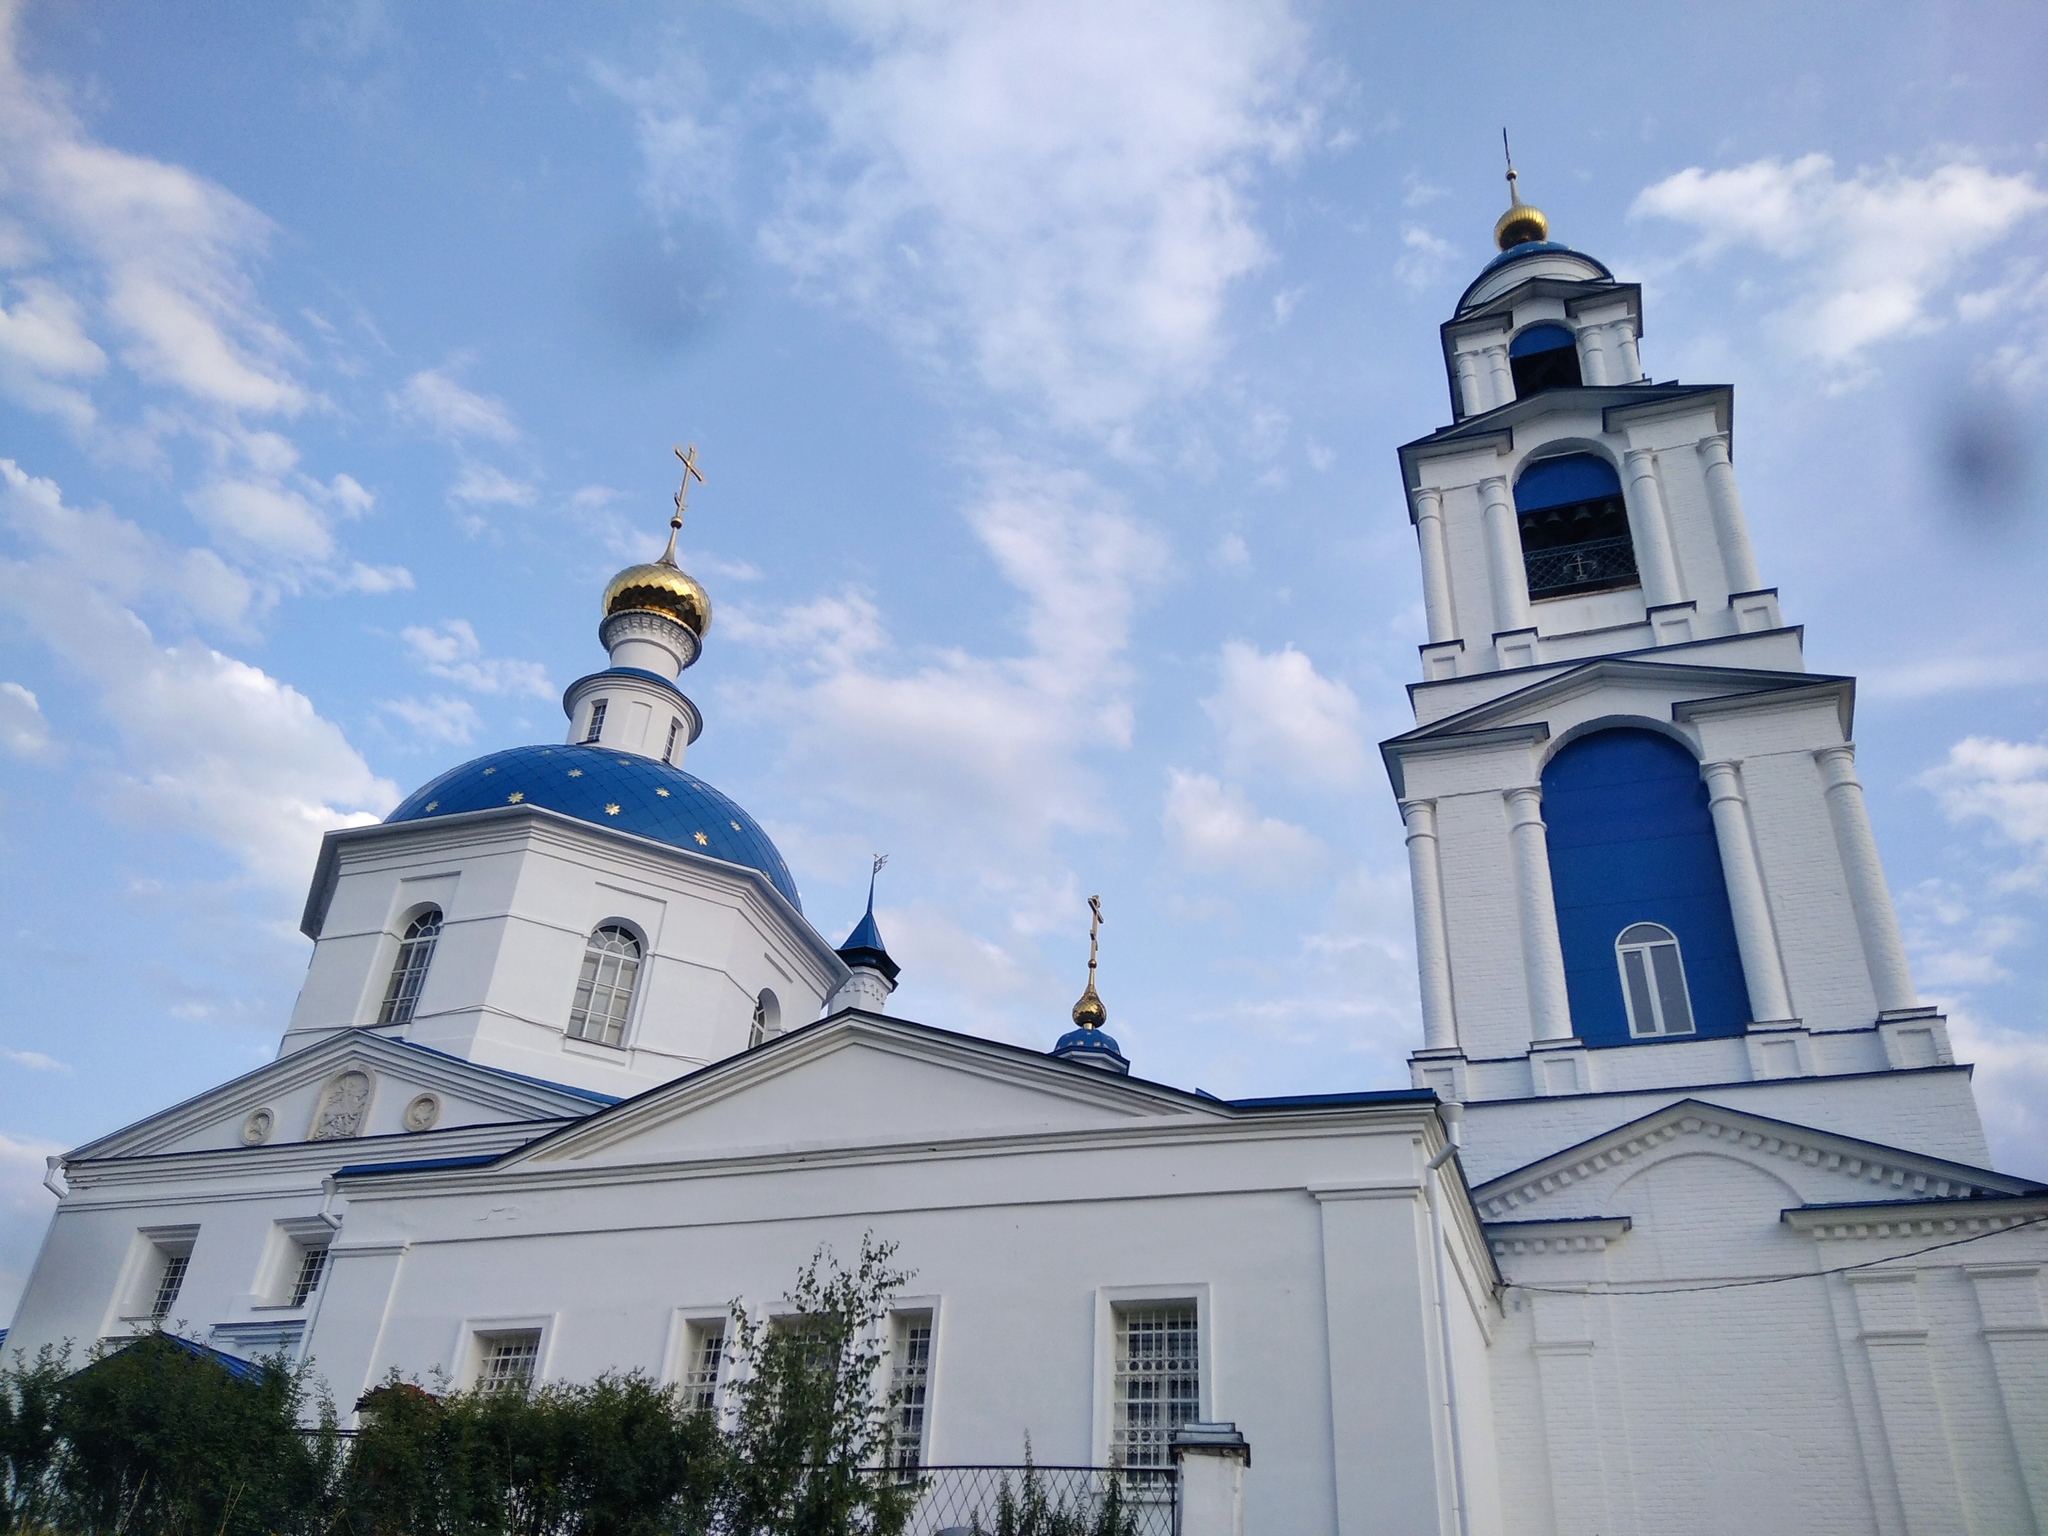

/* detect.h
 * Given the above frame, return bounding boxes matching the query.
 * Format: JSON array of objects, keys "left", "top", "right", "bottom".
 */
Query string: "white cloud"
[
  {"left": 0, "top": 462, "right": 394, "bottom": 890},
  {"left": 1162, "top": 768, "right": 1323, "bottom": 882},
  {"left": 401, "top": 618, "right": 553, "bottom": 698},
  {"left": 0, "top": 275, "right": 103, "bottom": 427},
  {"left": 1393, "top": 224, "right": 1455, "bottom": 292},
  {"left": 0, "top": 679, "right": 52, "bottom": 758},
  {"left": 186, "top": 477, "right": 335, "bottom": 564},
  {"left": 1921, "top": 734, "right": 2048, "bottom": 886},
  {"left": 450, "top": 462, "right": 537, "bottom": 507},
  {"left": 726, "top": 462, "right": 1167, "bottom": 881},
  {"left": 392, "top": 366, "right": 520, "bottom": 443},
  {"left": 380, "top": 694, "right": 483, "bottom": 747},
  {"left": 2, "top": 1049, "right": 68, "bottom": 1072},
  {"left": 1203, "top": 640, "right": 1367, "bottom": 788},
  {"left": 1861, "top": 649, "right": 2048, "bottom": 701},
  {"left": 722, "top": 0, "right": 1312, "bottom": 428},
  {"left": 1633, "top": 154, "right": 2048, "bottom": 365}
]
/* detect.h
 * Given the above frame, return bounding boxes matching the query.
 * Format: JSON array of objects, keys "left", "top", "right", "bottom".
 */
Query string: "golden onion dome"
[
  {"left": 1071, "top": 979, "right": 1107, "bottom": 1030},
  {"left": 1494, "top": 161, "right": 1550, "bottom": 251},
  {"left": 603, "top": 556, "right": 712, "bottom": 637}
]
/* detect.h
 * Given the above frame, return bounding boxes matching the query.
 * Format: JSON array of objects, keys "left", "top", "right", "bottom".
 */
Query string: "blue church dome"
[{"left": 385, "top": 744, "right": 801, "bottom": 910}]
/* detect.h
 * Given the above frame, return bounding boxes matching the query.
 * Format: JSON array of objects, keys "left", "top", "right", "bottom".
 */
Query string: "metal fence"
[
  {"left": 1524, "top": 533, "right": 1637, "bottom": 598},
  {"left": 892, "top": 1464, "right": 1175, "bottom": 1536}
]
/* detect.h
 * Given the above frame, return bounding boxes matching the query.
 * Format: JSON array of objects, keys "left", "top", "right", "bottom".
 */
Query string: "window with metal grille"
[
  {"left": 1616, "top": 922, "right": 1696, "bottom": 1037},
  {"left": 1514, "top": 453, "right": 1636, "bottom": 600},
  {"left": 663, "top": 716, "right": 682, "bottom": 764},
  {"left": 150, "top": 1252, "right": 190, "bottom": 1320},
  {"left": 566, "top": 925, "right": 641, "bottom": 1046},
  {"left": 478, "top": 1331, "right": 541, "bottom": 1393},
  {"left": 683, "top": 1322, "right": 725, "bottom": 1414},
  {"left": 289, "top": 1245, "right": 328, "bottom": 1307},
  {"left": 1112, "top": 1303, "right": 1199, "bottom": 1479},
  {"left": 376, "top": 908, "right": 442, "bottom": 1026},
  {"left": 583, "top": 699, "right": 609, "bottom": 743},
  {"left": 891, "top": 1313, "right": 933, "bottom": 1471}
]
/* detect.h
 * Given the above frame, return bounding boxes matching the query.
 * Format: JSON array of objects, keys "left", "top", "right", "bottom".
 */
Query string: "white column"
[
  {"left": 1701, "top": 760, "right": 1796, "bottom": 1023},
  {"left": 1479, "top": 475, "right": 1532, "bottom": 635},
  {"left": 1505, "top": 786, "right": 1574, "bottom": 1042},
  {"left": 1621, "top": 448, "right": 1684, "bottom": 609},
  {"left": 1411, "top": 488, "right": 1457, "bottom": 644},
  {"left": 1403, "top": 800, "right": 1458, "bottom": 1052},
  {"left": 1484, "top": 343, "right": 1513, "bottom": 409},
  {"left": 1816, "top": 746, "right": 1918, "bottom": 1012},
  {"left": 1452, "top": 350, "right": 1485, "bottom": 417},
  {"left": 1696, "top": 434, "right": 1763, "bottom": 594},
  {"left": 1613, "top": 321, "right": 1643, "bottom": 381},
  {"left": 1576, "top": 322, "right": 1611, "bottom": 386}
]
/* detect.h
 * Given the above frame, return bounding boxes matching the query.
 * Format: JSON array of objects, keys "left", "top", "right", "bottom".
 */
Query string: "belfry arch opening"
[
  {"left": 1514, "top": 453, "right": 1637, "bottom": 600},
  {"left": 1509, "top": 322, "right": 1581, "bottom": 396}
]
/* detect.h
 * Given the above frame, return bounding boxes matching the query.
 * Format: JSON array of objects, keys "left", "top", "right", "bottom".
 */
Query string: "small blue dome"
[
  {"left": 386, "top": 744, "right": 801, "bottom": 910},
  {"left": 1457, "top": 242, "right": 1615, "bottom": 314}
]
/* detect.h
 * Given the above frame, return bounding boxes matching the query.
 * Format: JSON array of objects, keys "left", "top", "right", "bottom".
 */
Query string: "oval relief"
[
  {"left": 240, "top": 1107, "right": 275, "bottom": 1146},
  {"left": 402, "top": 1092, "right": 442, "bottom": 1133}
]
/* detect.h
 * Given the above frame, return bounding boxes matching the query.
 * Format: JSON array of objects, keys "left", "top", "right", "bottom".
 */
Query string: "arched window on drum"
[
  {"left": 376, "top": 908, "right": 442, "bottom": 1027},
  {"left": 567, "top": 925, "right": 641, "bottom": 1047},
  {"left": 1514, "top": 453, "right": 1636, "bottom": 601},
  {"left": 1509, "top": 322, "right": 1581, "bottom": 397}
]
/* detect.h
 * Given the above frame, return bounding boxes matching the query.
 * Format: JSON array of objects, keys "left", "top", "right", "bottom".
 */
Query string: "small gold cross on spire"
[{"left": 663, "top": 443, "right": 705, "bottom": 564}]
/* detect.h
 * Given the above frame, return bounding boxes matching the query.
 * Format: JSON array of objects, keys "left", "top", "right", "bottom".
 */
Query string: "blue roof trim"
[
  {"left": 390, "top": 1039, "right": 620, "bottom": 1105},
  {"left": 334, "top": 1153, "right": 504, "bottom": 1179},
  {"left": 93, "top": 1333, "right": 265, "bottom": 1382},
  {"left": 560, "top": 666, "right": 690, "bottom": 712},
  {"left": 1228, "top": 1088, "right": 1439, "bottom": 1110},
  {"left": 384, "top": 743, "right": 801, "bottom": 909}
]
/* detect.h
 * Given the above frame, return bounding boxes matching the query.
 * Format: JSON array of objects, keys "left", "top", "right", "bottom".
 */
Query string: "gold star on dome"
[
  {"left": 483, "top": 767, "right": 496, "bottom": 775},
  {"left": 617, "top": 758, "right": 631, "bottom": 766},
  {"left": 655, "top": 788, "right": 671, "bottom": 797},
  {"left": 507, "top": 791, "right": 525, "bottom": 803},
  {"left": 567, "top": 769, "right": 583, "bottom": 777},
  {"left": 605, "top": 803, "right": 622, "bottom": 815},
  {"left": 694, "top": 831, "right": 709, "bottom": 846},
  {"left": 730, "top": 820, "right": 741, "bottom": 831},
  {"left": 424, "top": 801, "right": 439, "bottom": 812}
]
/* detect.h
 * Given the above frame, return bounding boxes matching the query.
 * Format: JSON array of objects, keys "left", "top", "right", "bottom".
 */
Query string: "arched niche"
[{"left": 1513, "top": 452, "right": 1639, "bottom": 600}]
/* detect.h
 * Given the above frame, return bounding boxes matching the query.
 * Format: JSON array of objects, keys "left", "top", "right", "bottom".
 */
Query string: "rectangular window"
[
  {"left": 1112, "top": 1303, "right": 1199, "bottom": 1482},
  {"left": 477, "top": 1331, "right": 541, "bottom": 1393},
  {"left": 583, "top": 699, "right": 609, "bottom": 743},
  {"left": 150, "top": 1252, "right": 190, "bottom": 1320},
  {"left": 289, "top": 1245, "right": 329, "bottom": 1308},
  {"left": 682, "top": 1321, "right": 725, "bottom": 1415},
  {"left": 890, "top": 1312, "right": 933, "bottom": 1471},
  {"left": 663, "top": 717, "right": 682, "bottom": 764}
]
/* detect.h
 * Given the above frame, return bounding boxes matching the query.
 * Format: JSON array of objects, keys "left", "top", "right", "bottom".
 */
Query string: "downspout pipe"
[{"left": 1427, "top": 1102, "right": 1472, "bottom": 1536}]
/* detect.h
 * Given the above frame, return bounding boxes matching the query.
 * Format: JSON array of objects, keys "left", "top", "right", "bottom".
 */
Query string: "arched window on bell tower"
[
  {"left": 1509, "top": 322, "right": 1581, "bottom": 397},
  {"left": 1515, "top": 453, "right": 1636, "bottom": 601}
]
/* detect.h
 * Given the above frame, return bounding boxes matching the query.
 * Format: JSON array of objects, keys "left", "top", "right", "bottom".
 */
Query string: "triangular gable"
[
  {"left": 71, "top": 1030, "right": 609, "bottom": 1160},
  {"left": 1468, "top": 1098, "right": 2042, "bottom": 1225},
  {"left": 1391, "top": 659, "right": 1847, "bottom": 746},
  {"left": 501, "top": 1013, "right": 1225, "bottom": 1171}
]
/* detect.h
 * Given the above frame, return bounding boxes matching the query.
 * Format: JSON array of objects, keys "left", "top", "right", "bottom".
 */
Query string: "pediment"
[
  {"left": 72, "top": 1030, "right": 608, "bottom": 1160},
  {"left": 1396, "top": 660, "right": 1845, "bottom": 745},
  {"left": 511, "top": 1014, "right": 1219, "bottom": 1170},
  {"left": 1469, "top": 1099, "right": 2041, "bottom": 1226}
]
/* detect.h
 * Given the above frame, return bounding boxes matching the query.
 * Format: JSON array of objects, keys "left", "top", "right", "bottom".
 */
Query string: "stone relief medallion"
[
  {"left": 240, "top": 1107, "right": 276, "bottom": 1146},
  {"left": 402, "top": 1092, "right": 442, "bottom": 1133},
  {"left": 309, "top": 1070, "right": 374, "bottom": 1141}
]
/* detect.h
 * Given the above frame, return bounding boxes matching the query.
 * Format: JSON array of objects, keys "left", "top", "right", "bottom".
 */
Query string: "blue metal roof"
[
  {"left": 385, "top": 743, "right": 801, "bottom": 909},
  {"left": 1457, "top": 242, "right": 1615, "bottom": 313}
]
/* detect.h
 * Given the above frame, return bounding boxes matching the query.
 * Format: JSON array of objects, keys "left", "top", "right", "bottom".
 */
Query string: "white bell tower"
[{"left": 1381, "top": 169, "right": 1970, "bottom": 1155}]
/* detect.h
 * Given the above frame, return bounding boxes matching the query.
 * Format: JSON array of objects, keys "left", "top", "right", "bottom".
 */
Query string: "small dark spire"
[{"left": 835, "top": 854, "right": 899, "bottom": 983}]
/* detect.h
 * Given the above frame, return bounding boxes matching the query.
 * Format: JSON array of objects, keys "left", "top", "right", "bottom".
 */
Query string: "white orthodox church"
[{"left": 9, "top": 177, "right": 2047, "bottom": 1536}]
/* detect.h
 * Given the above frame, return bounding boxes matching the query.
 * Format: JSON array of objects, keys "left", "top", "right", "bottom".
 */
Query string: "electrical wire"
[{"left": 1503, "top": 1213, "right": 2048, "bottom": 1297}]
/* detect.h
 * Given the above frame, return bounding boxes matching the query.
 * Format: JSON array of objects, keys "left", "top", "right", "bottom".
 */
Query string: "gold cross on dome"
[
  {"left": 1087, "top": 894, "right": 1104, "bottom": 978},
  {"left": 672, "top": 443, "right": 705, "bottom": 523}
]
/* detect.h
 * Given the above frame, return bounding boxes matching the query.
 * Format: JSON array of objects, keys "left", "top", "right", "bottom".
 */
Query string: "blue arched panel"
[
  {"left": 1541, "top": 729, "right": 1750, "bottom": 1046},
  {"left": 1510, "top": 322, "right": 1575, "bottom": 357},
  {"left": 1515, "top": 453, "right": 1621, "bottom": 512}
]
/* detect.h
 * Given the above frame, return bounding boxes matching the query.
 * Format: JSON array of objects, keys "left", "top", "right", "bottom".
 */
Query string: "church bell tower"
[{"left": 1382, "top": 166, "right": 1961, "bottom": 1134}]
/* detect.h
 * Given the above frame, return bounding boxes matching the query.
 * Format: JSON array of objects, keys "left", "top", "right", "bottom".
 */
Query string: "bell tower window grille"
[
  {"left": 1515, "top": 453, "right": 1636, "bottom": 600},
  {"left": 1508, "top": 322, "right": 1582, "bottom": 397}
]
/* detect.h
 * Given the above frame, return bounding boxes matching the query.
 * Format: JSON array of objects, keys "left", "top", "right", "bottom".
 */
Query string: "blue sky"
[{"left": 3, "top": 0, "right": 2047, "bottom": 1318}]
